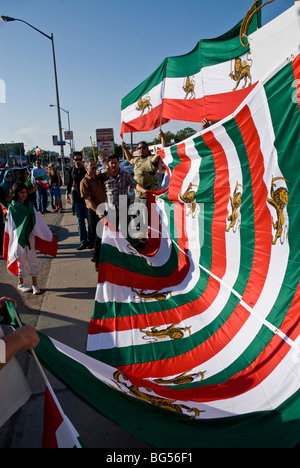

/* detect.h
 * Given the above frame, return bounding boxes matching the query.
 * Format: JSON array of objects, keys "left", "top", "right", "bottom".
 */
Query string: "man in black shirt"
[{"left": 66, "top": 152, "right": 93, "bottom": 250}]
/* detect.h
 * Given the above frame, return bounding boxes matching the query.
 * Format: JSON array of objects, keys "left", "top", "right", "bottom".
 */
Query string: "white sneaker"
[
  {"left": 18, "top": 283, "right": 32, "bottom": 293},
  {"left": 32, "top": 285, "right": 41, "bottom": 295}
]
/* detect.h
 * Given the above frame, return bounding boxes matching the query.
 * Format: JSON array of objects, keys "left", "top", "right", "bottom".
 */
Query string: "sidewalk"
[{"left": 7, "top": 205, "right": 150, "bottom": 448}]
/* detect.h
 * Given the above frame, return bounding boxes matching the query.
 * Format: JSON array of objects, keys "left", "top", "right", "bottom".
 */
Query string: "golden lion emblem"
[
  {"left": 153, "top": 370, "right": 206, "bottom": 385},
  {"left": 132, "top": 287, "right": 171, "bottom": 302},
  {"left": 183, "top": 76, "right": 196, "bottom": 99},
  {"left": 267, "top": 177, "right": 290, "bottom": 245},
  {"left": 229, "top": 53, "right": 253, "bottom": 91},
  {"left": 113, "top": 369, "right": 204, "bottom": 419},
  {"left": 136, "top": 94, "right": 153, "bottom": 116},
  {"left": 226, "top": 183, "right": 243, "bottom": 233},
  {"left": 140, "top": 323, "right": 192, "bottom": 343},
  {"left": 179, "top": 182, "right": 200, "bottom": 217}
]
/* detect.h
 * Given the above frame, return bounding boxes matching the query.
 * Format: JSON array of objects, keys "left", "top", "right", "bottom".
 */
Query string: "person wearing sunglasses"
[
  {"left": 66, "top": 152, "right": 94, "bottom": 251},
  {"left": 122, "top": 129, "right": 166, "bottom": 200},
  {"left": 122, "top": 130, "right": 166, "bottom": 242}
]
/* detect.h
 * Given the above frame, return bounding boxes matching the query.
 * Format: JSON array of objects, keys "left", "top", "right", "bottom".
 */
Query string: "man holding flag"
[{"left": 31, "top": 158, "right": 49, "bottom": 214}]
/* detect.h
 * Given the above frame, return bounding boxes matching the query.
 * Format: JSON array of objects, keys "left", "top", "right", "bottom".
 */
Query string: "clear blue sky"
[{"left": 0, "top": 0, "right": 294, "bottom": 154}]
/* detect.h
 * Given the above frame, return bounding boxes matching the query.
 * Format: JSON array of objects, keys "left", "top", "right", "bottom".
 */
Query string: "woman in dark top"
[{"left": 48, "top": 163, "right": 62, "bottom": 211}]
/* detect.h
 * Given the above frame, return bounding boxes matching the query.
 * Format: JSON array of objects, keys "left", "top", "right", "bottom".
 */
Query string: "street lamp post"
[{"left": 0, "top": 15, "right": 66, "bottom": 184}]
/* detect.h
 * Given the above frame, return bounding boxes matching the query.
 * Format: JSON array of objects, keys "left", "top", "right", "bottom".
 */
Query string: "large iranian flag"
[
  {"left": 3, "top": 201, "right": 58, "bottom": 275},
  {"left": 120, "top": 10, "right": 261, "bottom": 136},
  {"left": 35, "top": 51, "right": 300, "bottom": 448}
]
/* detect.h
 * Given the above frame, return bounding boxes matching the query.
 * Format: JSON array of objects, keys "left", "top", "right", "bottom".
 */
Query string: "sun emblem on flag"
[
  {"left": 183, "top": 76, "right": 196, "bottom": 99},
  {"left": 135, "top": 94, "right": 153, "bottom": 116},
  {"left": 229, "top": 52, "right": 253, "bottom": 91}
]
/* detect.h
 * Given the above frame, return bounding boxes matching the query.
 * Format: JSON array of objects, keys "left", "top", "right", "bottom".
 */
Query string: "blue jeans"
[
  {"left": 74, "top": 200, "right": 93, "bottom": 247},
  {"left": 36, "top": 185, "right": 48, "bottom": 213}
]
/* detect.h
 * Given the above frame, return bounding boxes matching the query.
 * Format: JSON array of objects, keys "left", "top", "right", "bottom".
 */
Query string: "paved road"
[{"left": 0, "top": 197, "right": 150, "bottom": 448}]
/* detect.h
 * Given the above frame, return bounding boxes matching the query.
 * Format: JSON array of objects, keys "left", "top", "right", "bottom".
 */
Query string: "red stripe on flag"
[
  {"left": 2, "top": 231, "right": 19, "bottom": 276},
  {"left": 167, "top": 142, "right": 191, "bottom": 203},
  {"left": 35, "top": 235, "right": 58, "bottom": 258},
  {"left": 120, "top": 104, "right": 169, "bottom": 136},
  {"left": 162, "top": 97, "right": 206, "bottom": 123},
  {"left": 202, "top": 130, "right": 230, "bottom": 280},
  {"left": 235, "top": 105, "right": 272, "bottom": 308},
  {"left": 97, "top": 244, "right": 190, "bottom": 290},
  {"left": 42, "top": 386, "right": 63, "bottom": 449},
  {"left": 163, "top": 87, "right": 256, "bottom": 123},
  {"left": 120, "top": 282, "right": 300, "bottom": 402},
  {"left": 138, "top": 194, "right": 162, "bottom": 257},
  {"left": 121, "top": 85, "right": 257, "bottom": 136},
  {"left": 2, "top": 230, "right": 9, "bottom": 263},
  {"left": 204, "top": 84, "right": 257, "bottom": 121}
]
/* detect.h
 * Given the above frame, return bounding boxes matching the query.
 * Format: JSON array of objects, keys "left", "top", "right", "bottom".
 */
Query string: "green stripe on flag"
[
  {"left": 35, "top": 332, "right": 300, "bottom": 448},
  {"left": 100, "top": 242, "right": 179, "bottom": 277},
  {"left": 9, "top": 200, "right": 36, "bottom": 249},
  {"left": 263, "top": 59, "right": 300, "bottom": 331},
  {"left": 223, "top": 119, "right": 256, "bottom": 297}
]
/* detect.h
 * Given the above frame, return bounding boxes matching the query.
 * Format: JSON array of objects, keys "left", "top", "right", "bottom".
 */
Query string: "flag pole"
[
  {"left": 9, "top": 305, "right": 82, "bottom": 448},
  {"left": 89, "top": 136, "right": 97, "bottom": 162}
]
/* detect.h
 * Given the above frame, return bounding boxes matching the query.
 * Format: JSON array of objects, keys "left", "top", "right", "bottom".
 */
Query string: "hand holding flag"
[{"left": 4, "top": 302, "right": 83, "bottom": 449}]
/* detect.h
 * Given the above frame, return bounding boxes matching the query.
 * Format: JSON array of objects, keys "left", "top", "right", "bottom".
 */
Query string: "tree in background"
[{"left": 148, "top": 127, "right": 196, "bottom": 145}]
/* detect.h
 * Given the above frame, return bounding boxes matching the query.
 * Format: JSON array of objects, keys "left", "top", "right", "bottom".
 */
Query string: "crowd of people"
[
  {"left": 0, "top": 160, "right": 62, "bottom": 214},
  {"left": 66, "top": 130, "right": 167, "bottom": 271},
  {"left": 0, "top": 161, "right": 63, "bottom": 294},
  {"left": 0, "top": 132, "right": 168, "bottom": 429},
  {"left": 0, "top": 130, "right": 167, "bottom": 290}
]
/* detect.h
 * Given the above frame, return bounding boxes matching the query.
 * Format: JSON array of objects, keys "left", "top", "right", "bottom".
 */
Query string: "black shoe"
[
  {"left": 43, "top": 209, "right": 50, "bottom": 213},
  {"left": 77, "top": 244, "right": 87, "bottom": 251},
  {"left": 91, "top": 257, "right": 96, "bottom": 262}
]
